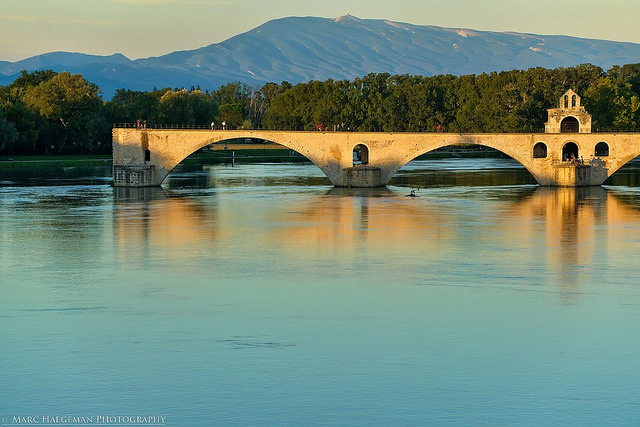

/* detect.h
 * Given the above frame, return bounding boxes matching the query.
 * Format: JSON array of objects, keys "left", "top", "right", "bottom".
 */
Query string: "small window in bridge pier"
[
  {"left": 353, "top": 144, "right": 369, "bottom": 166},
  {"left": 145, "top": 149, "right": 151, "bottom": 162},
  {"left": 595, "top": 141, "right": 609, "bottom": 157},
  {"left": 533, "top": 142, "right": 548, "bottom": 158}
]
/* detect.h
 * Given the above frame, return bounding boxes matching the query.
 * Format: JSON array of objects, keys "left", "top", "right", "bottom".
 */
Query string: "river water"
[{"left": 2, "top": 158, "right": 640, "bottom": 426}]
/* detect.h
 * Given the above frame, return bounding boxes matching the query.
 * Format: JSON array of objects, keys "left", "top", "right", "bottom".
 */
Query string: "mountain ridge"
[{"left": 2, "top": 15, "right": 640, "bottom": 98}]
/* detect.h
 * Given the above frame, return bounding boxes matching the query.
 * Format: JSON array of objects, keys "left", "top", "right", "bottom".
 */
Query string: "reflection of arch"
[
  {"left": 563, "top": 142, "right": 579, "bottom": 160},
  {"left": 561, "top": 117, "right": 579, "bottom": 133},
  {"left": 533, "top": 142, "right": 547, "bottom": 158},
  {"left": 595, "top": 141, "right": 609, "bottom": 157},
  {"left": 353, "top": 144, "right": 369, "bottom": 165}
]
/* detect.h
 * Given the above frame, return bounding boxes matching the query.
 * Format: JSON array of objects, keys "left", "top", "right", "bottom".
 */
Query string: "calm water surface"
[{"left": 2, "top": 158, "right": 640, "bottom": 426}]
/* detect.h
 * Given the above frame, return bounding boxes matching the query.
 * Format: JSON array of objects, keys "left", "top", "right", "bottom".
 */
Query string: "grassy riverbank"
[{"left": 0, "top": 155, "right": 113, "bottom": 168}]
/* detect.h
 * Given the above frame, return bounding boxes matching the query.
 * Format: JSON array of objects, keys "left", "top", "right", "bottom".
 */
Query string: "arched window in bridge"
[
  {"left": 145, "top": 149, "right": 151, "bottom": 162},
  {"left": 561, "top": 117, "right": 579, "bottom": 133},
  {"left": 562, "top": 142, "right": 579, "bottom": 161},
  {"left": 533, "top": 142, "right": 548, "bottom": 158},
  {"left": 353, "top": 144, "right": 369, "bottom": 166},
  {"left": 595, "top": 141, "right": 610, "bottom": 157},
  {"left": 564, "top": 95, "right": 569, "bottom": 108},
  {"left": 572, "top": 95, "right": 577, "bottom": 108}
]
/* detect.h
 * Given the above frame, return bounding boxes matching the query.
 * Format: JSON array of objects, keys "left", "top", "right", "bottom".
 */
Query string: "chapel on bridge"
[{"left": 545, "top": 89, "right": 592, "bottom": 134}]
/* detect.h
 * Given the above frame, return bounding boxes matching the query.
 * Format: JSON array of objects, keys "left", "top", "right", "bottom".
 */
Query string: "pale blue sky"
[{"left": 1, "top": 0, "right": 638, "bottom": 62}]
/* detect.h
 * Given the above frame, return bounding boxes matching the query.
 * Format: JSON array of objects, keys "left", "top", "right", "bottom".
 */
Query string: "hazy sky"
[{"left": 1, "top": 0, "right": 638, "bottom": 62}]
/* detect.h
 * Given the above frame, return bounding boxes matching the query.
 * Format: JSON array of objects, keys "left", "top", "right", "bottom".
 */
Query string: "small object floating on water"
[{"left": 406, "top": 188, "right": 418, "bottom": 197}]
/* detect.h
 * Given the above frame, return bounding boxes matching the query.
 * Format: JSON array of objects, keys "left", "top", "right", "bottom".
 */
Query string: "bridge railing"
[
  {"left": 114, "top": 123, "right": 332, "bottom": 131},
  {"left": 113, "top": 123, "right": 551, "bottom": 132},
  {"left": 113, "top": 123, "right": 640, "bottom": 133},
  {"left": 114, "top": 123, "right": 216, "bottom": 130},
  {"left": 593, "top": 127, "right": 640, "bottom": 133}
]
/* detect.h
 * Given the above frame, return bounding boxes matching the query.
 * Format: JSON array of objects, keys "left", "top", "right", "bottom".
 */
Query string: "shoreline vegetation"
[{"left": 1, "top": 64, "right": 640, "bottom": 158}]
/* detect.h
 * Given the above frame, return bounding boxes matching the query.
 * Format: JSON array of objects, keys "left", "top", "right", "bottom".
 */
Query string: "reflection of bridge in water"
[
  {"left": 113, "top": 184, "right": 639, "bottom": 294},
  {"left": 113, "top": 90, "right": 640, "bottom": 188}
]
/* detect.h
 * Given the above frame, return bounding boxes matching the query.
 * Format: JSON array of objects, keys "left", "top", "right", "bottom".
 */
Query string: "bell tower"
[{"left": 545, "top": 89, "right": 592, "bottom": 133}]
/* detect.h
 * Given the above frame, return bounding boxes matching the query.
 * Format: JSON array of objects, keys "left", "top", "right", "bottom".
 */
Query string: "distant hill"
[{"left": 2, "top": 15, "right": 640, "bottom": 99}]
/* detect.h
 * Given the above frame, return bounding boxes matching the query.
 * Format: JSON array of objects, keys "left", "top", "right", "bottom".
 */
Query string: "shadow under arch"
[
  {"left": 388, "top": 143, "right": 538, "bottom": 187},
  {"left": 160, "top": 135, "right": 327, "bottom": 186},
  {"left": 134, "top": 130, "right": 347, "bottom": 187},
  {"left": 603, "top": 155, "right": 640, "bottom": 186}
]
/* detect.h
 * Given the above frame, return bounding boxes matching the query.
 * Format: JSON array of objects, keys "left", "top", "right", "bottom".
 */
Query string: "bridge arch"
[
  {"left": 163, "top": 135, "right": 311, "bottom": 180},
  {"left": 386, "top": 137, "right": 541, "bottom": 187}
]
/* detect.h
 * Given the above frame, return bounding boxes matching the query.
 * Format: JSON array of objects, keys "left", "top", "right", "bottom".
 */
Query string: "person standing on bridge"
[
  {"left": 222, "top": 121, "right": 226, "bottom": 130},
  {"left": 211, "top": 121, "right": 215, "bottom": 130}
]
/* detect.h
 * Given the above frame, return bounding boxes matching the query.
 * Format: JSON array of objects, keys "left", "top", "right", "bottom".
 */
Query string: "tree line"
[{"left": 1, "top": 63, "right": 639, "bottom": 155}]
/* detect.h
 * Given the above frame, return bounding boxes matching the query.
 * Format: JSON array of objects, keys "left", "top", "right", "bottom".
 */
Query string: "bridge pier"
[
  {"left": 342, "top": 166, "right": 383, "bottom": 187},
  {"left": 551, "top": 160, "right": 608, "bottom": 187},
  {"left": 113, "top": 165, "right": 156, "bottom": 187}
]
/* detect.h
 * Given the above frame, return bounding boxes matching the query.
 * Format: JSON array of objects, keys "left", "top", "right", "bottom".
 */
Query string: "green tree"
[
  {"left": 2, "top": 103, "right": 40, "bottom": 154},
  {"left": 0, "top": 109, "right": 19, "bottom": 153},
  {"left": 252, "top": 81, "right": 292, "bottom": 128},
  {"left": 585, "top": 77, "right": 640, "bottom": 130},
  {"left": 258, "top": 63, "right": 635, "bottom": 135},
  {"left": 218, "top": 103, "right": 244, "bottom": 129},
  {"left": 451, "top": 74, "right": 481, "bottom": 132},
  {"left": 158, "top": 89, "right": 218, "bottom": 126},
  {"left": 0, "top": 70, "right": 57, "bottom": 154},
  {"left": 212, "top": 82, "right": 253, "bottom": 127},
  {"left": 105, "top": 88, "right": 164, "bottom": 125},
  {"left": 551, "top": 64, "right": 604, "bottom": 96},
  {"left": 0, "top": 69, "right": 57, "bottom": 105},
  {"left": 23, "top": 72, "right": 104, "bottom": 153}
]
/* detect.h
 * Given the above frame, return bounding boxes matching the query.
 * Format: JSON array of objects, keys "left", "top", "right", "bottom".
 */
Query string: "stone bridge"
[
  {"left": 112, "top": 90, "right": 640, "bottom": 188},
  {"left": 112, "top": 128, "right": 640, "bottom": 187}
]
